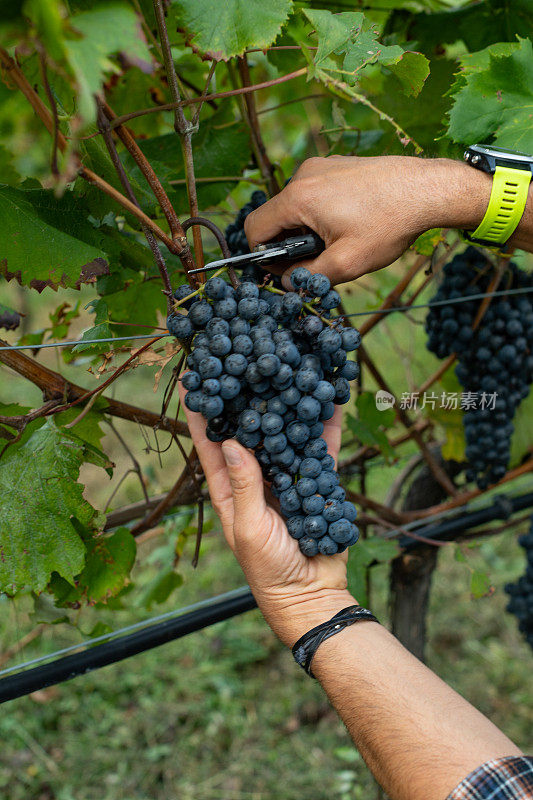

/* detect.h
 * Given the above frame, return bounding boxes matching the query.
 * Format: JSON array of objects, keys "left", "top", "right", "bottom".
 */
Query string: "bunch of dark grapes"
[
  {"left": 426, "top": 247, "right": 533, "bottom": 489},
  {"left": 505, "top": 517, "right": 533, "bottom": 651},
  {"left": 225, "top": 190, "right": 267, "bottom": 256},
  {"left": 167, "top": 267, "right": 361, "bottom": 557}
]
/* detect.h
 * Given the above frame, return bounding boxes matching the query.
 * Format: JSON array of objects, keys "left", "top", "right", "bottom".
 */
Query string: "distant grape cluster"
[
  {"left": 167, "top": 266, "right": 360, "bottom": 557},
  {"left": 224, "top": 190, "right": 267, "bottom": 256},
  {"left": 505, "top": 517, "right": 533, "bottom": 651},
  {"left": 426, "top": 247, "right": 533, "bottom": 489}
]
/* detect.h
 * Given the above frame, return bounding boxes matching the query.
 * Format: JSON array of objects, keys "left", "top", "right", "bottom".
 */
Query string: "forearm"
[
  {"left": 273, "top": 591, "right": 522, "bottom": 800},
  {"left": 412, "top": 157, "right": 533, "bottom": 252}
]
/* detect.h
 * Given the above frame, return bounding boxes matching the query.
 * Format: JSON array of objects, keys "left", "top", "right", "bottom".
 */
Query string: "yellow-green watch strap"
[{"left": 470, "top": 165, "right": 531, "bottom": 244}]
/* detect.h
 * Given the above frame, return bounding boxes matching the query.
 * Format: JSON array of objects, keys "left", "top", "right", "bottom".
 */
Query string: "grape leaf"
[
  {"left": 29, "top": 2, "right": 153, "bottom": 123},
  {"left": 302, "top": 8, "right": 428, "bottom": 96},
  {"left": 356, "top": 391, "right": 396, "bottom": 429},
  {"left": 447, "top": 37, "right": 533, "bottom": 150},
  {"left": 363, "top": 56, "right": 455, "bottom": 156},
  {"left": 77, "top": 132, "right": 158, "bottom": 220},
  {"left": 98, "top": 274, "right": 163, "bottom": 331},
  {"left": 347, "top": 536, "right": 399, "bottom": 605},
  {"left": 413, "top": 228, "right": 444, "bottom": 256},
  {"left": 0, "top": 403, "right": 106, "bottom": 461},
  {"left": 428, "top": 403, "right": 466, "bottom": 462},
  {"left": 0, "top": 403, "right": 43, "bottom": 452},
  {"left": 0, "top": 186, "right": 152, "bottom": 295},
  {"left": 387, "top": 51, "right": 430, "bottom": 98},
  {"left": 169, "top": 0, "right": 293, "bottom": 60},
  {"left": 137, "top": 568, "right": 183, "bottom": 610},
  {"left": 0, "top": 419, "right": 108, "bottom": 594},
  {"left": 346, "top": 415, "right": 395, "bottom": 460},
  {"left": 510, "top": 390, "right": 533, "bottom": 467},
  {"left": 55, "top": 409, "right": 107, "bottom": 453},
  {"left": 76, "top": 527, "right": 137, "bottom": 604},
  {"left": 72, "top": 299, "right": 113, "bottom": 355},
  {"left": 48, "top": 301, "right": 80, "bottom": 341},
  {"left": 302, "top": 9, "right": 365, "bottom": 65},
  {"left": 346, "top": 393, "right": 396, "bottom": 461},
  {"left": 470, "top": 569, "right": 492, "bottom": 598},
  {"left": 0, "top": 144, "right": 21, "bottom": 186},
  {"left": 0, "top": 185, "right": 110, "bottom": 292}
]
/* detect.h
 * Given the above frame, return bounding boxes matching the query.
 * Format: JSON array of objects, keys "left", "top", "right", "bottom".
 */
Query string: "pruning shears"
[{"left": 187, "top": 231, "right": 325, "bottom": 275}]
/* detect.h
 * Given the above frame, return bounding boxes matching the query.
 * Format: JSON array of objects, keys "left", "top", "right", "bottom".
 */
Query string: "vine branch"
[
  {"left": 402, "top": 458, "right": 533, "bottom": 522},
  {"left": 96, "top": 102, "right": 175, "bottom": 306},
  {"left": 153, "top": 0, "right": 205, "bottom": 278},
  {"left": 181, "top": 216, "right": 238, "bottom": 287},
  {"left": 101, "top": 100, "right": 190, "bottom": 260},
  {"left": 0, "top": 340, "right": 190, "bottom": 437}
]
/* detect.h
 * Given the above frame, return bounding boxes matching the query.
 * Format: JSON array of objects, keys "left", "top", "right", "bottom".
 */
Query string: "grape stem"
[
  {"left": 171, "top": 268, "right": 231, "bottom": 310},
  {"left": 262, "top": 285, "right": 336, "bottom": 327}
]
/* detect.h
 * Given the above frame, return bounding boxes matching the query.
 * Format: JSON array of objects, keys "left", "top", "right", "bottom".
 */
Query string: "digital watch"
[{"left": 463, "top": 144, "right": 533, "bottom": 248}]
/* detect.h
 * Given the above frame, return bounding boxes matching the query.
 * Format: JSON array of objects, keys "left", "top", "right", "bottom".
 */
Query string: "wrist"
[
  {"left": 261, "top": 588, "right": 357, "bottom": 648},
  {"left": 423, "top": 158, "right": 493, "bottom": 231}
]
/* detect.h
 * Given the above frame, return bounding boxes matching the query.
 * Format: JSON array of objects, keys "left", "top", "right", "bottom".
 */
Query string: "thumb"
[{"left": 221, "top": 440, "right": 268, "bottom": 536}]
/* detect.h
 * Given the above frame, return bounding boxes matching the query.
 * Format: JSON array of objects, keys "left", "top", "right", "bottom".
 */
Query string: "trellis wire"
[
  {"left": 0, "top": 333, "right": 168, "bottom": 352},
  {"left": 341, "top": 285, "right": 533, "bottom": 318},
  {"left": 2, "top": 285, "right": 533, "bottom": 353}
]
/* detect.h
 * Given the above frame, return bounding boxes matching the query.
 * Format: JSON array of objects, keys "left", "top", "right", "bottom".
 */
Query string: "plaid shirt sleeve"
[{"left": 446, "top": 756, "right": 533, "bottom": 800}]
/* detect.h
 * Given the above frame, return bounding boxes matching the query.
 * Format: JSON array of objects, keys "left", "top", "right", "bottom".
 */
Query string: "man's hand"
[
  {"left": 244, "top": 155, "right": 493, "bottom": 285},
  {"left": 179, "top": 382, "right": 354, "bottom": 647}
]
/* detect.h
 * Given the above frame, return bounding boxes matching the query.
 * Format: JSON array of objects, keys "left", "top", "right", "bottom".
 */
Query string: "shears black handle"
[{"left": 254, "top": 231, "right": 325, "bottom": 262}]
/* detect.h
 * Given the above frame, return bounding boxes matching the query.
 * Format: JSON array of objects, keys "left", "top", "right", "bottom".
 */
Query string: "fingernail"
[{"left": 222, "top": 442, "right": 242, "bottom": 466}]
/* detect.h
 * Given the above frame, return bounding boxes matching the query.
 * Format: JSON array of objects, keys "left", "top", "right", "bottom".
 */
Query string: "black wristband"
[{"left": 292, "top": 605, "right": 379, "bottom": 678}]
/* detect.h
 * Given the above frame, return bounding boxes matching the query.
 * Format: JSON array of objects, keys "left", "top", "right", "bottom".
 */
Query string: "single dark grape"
[
  {"left": 303, "top": 515, "right": 328, "bottom": 538},
  {"left": 181, "top": 371, "right": 201, "bottom": 391},
  {"left": 189, "top": 300, "right": 213, "bottom": 328},
  {"left": 205, "top": 276, "right": 228, "bottom": 300},
  {"left": 299, "top": 536, "right": 319, "bottom": 556},
  {"left": 167, "top": 313, "right": 194, "bottom": 341},
  {"left": 307, "top": 273, "right": 330, "bottom": 297},
  {"left": 198, "top": 356, "right": 223, "bottom": 379},
  {"left": 290, "top": 267, "right": 311, "bottom": 290},
  {"left": 225, "top": 353, "right": 248, "bottom": 376}
]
